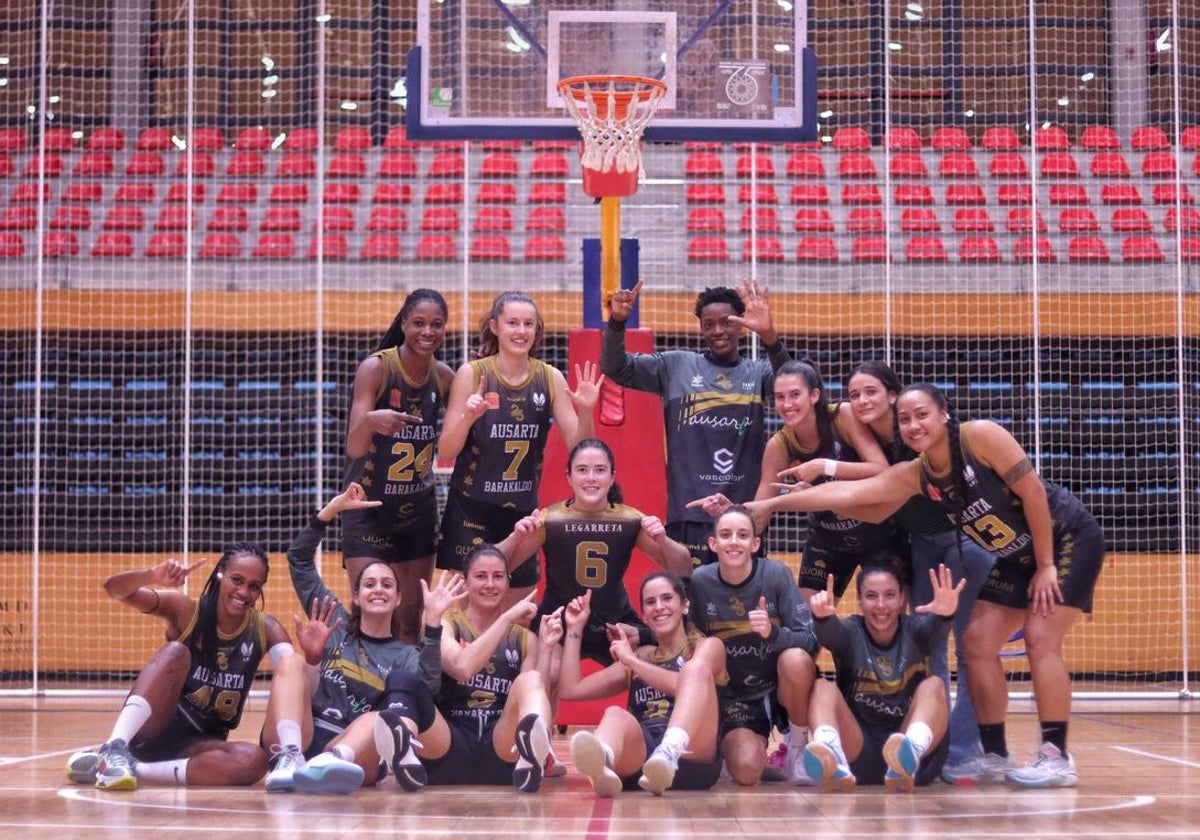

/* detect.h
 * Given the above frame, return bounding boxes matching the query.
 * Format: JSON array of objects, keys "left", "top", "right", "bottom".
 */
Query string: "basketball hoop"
[{"left": 557, "top": 75, "right": 667, "bottom": 198}]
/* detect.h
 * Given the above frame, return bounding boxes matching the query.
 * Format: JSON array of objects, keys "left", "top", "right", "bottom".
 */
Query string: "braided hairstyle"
[
  {"left": 844, "top": 360, "right": 907, "bottom": 462},
  {"left": 477, "top": 291, "right": 545, "bottom": 358},
  {"left": 373, "top": 288, "right": 449, "bottom": 354},
  {"left": 194, "top": 541, "right": 269, "bottom": 656},
  {"left": 898, "top": 382, "right": 967, "bottom": 563},
  {"left": 566, "top": 437, "right": 623, "bottom": 506},
  {"left": 775, "top": 359, "right": 835, "bottom": 458}
]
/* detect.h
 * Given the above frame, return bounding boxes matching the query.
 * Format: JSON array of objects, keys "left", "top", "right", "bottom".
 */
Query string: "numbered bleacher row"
[{"left": 2, "top": 123, "right": 1200, "bottom": 264}]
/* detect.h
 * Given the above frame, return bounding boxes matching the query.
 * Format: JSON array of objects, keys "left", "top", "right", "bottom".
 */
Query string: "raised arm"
[
  {"left": 555, "top": 591, "right": 628, "bottom": 701},
  {"left": 287, "top": 483, "right": 381, "bottom": 612},
  {"left": 436, "top": 363, "right": 486, "bottom": 464},
  {"left": 634, "top": 514, "right": 694, "bottom": 577},
  {"left": 495, "top": 510, "right": 545, "bottom": 574},
  {"left": 440, "top": 591, "right": 538, "bottom": 682},
  {"left": 747, "top": 459, "right": 922, "bottom": 525},
  {"left": 552, "top": 362, "right": 601, "bottom": 451},
  {"left": 103, "top": 558, "right": 205, "bottom": 640}
]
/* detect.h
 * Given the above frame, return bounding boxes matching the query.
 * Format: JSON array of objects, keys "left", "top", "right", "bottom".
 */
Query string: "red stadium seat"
[
  {"left": 1048, "top": 184, "right": 1089, "bottom": 205},
  {"left": 1040, "top": 152, "right": 1080, "bottom": 178},
  {"left": 476, "top": 183, "right": 516, "bottom": 204},
  {"left": 959, "top": 236, "right": 1001, "bottom": 263},
  {"left": 685, "top": 152, "right": 724, "bottom": 178},
  {"left": 368, "top": 206, "right": 409, "bottom": 232},
  {"left": 1033, "top": 125, "right": 1070, "bottom": 150},
  {"left": 944, "top": 184, "right": 986, "bottom": 205},
  {"left": 851, "top": 236, "right": 888, "bottom": 262},
  {"left": 49, "top": 204, "right": 91, "bottom": 230},
  {"left": 284, "top": 128, "right": 319, "bottom": 151},
  {"left": 738, "top": 185, "right": 777, "bottom": 204},
  {"left": 687, "top": 207, "right": 726, "bottom": 232},
  {"left": 234, "top": 127, "right": 273, "bottom": 150},
  {"left": 361, "top": 234, "right": 401, "bottom": 260},
  {"left": 480, "top": 153, "right": 520, "bottom": 178},
  {"left": 1165, "top": 208, "right": 1200, "bottom": 232},
  {"left": 176, "top": 152, "right": 214, "bottom": 177},
  {"left": 425, "top": 183, "right": 464, "bottom": 204},
  {"left": 10, "top": 182, "right": 52, "bottom": 203},
  {"left": 382, "top": 126, "right": 416, "bottom": 150},
  {"left": 207, "top": 206, "right": 249, "bottom": 232},
  {"left": 988, "top": 153, "right": 1028, "bottom": 178},
  {"left": 889, "top": 153, "right": 928, "bottom": 178},
  {"left": 1058, "top": 208, "right": 1099, "bottom": 233},
  {"left": 1099, "top": 184, "right": 1143, "bottom": 205},
  {"left": 982, "top": 127, "right": 1020, "bottom": 150},
  {"left": 189, "top": 127, "right": 225, "bottom": 150},
  {"left": 63, "top": 182, "right": 104, "bottom": 202},
  {"left": 525, "top": 206, "right": 565, "bottom": 232},
  {"left": 931, "top": 127, "right": 972, "bottom": 150},
  {"left": 524, "top": 235, "right": 567, "bottom": 261},
  {"left": 786, "top": 152, "right": 825, "bottom": 178},
  {"left": 739, "top": 207, "right": 780, "bottom": 233},
  {"left": 1141, "top": 152, "right": 1177, "bottom": 178},
  {"left": 900, "top": 208, "right": 940, "bottom": 232},
  {"left": 1080, "top": 126, "right": 1120, "bottom": 150},
  {"left": 328, "top": 152, "right": 366, "bottom": 178},
  {"left": 687, "top": 236, "right": 729, "bottom": 262},
  {"left": 428, "top": 152, "right": 465, "bottom": 178},
  {"left": 73, "top": 152, "right": 114, "bottom": 177},
  {"left": 86, "top": 127, "right": 125, "bottom": 151},
  {"left": 531, "top": 152, "right": 570, "bottom": 177},
  {"left": 374, "top": 183, "right": 413, "bottom": 204},
  {"left": 155, "top": 205, "right": 195, "bottom": 231},
  {"left": 323, "top": 183, "right": 360, "bottom": 204},
  {"left": 251, "top": 234, "right": 296, "bottom": 259},
  {"left": 226, "top": 152, "right": 265, "bottom": 177},
  {"left": 269, "top": 183, "right": 308, "bottom": 203},
  {"left": 0, "top": 206, "right": 36, "bottom": 230},
  {"left": 1013, "top": 235, "right": 1056, "bottom": 262},
  {"left": 886, "top": 127, "right": 922, "bottom": 150},
  {"left": 114, "top": 183, "right": 155, "bottom": 203},
  {"left": 1131, "top": 126, "right": 1170, "bottom": 151},
  {"left": 953, "top": 208, "right": 994, "bottom": 232},
  {"left": 164, "top": 183, "right": 205, "bottom": 204},
  {"left": 841, "top": 184, "right": 881, "bottom": 205},
  {"left": 125, "top": 152, "right": 165, "bottom": 176},
  {"left": 277, "top": 152, "right": 316, "bottom": 178},
  {"left": 419, "top": 207, "right": 460, "bottom": 232},
  {"left": 40, "top": 128, "right": 76, "bottom": 151},
  {"left": 0, "top": 232, "right": 24, "bottom": 256},
  {"left": 1006, "top": 208, "right": 1047, "bottom": 232},
  {"left": 22, "top": 153, "right": 62, "bottom": 178},
  {"left": 736, "top": 154, "right": 775, "bottom": 179},
  {"left": 528, "top": 183, "right": 564, "bottom": 203},
  {"left": 1121, "top": 235, "right": 1164, "bottom": 262},
  {"left": 90, "top": 232, "right": 134, "bottom": 257},
  {"left": 0, "top": 154, "right": 11, "bottom": 178},
  {"left": 832, "top": 127, "right": 870, "bottom": 150},
  {"left": 684, "top": 141, "right": 721, "bottom": 151},
  {"left": 532, "top": 140, "right": 573, "bottom": 151},
  {"left": 472, "top": 207, "right": 512, "bottom": 233},
  {"left": 103, "top": 205, "right": 145, "bottom": 231},
  {"left": 789, "top": 184, "right": 829, "bottom": 204},
  {"left": 0, "top": 128, "right": 27, "bottom": 152},
  {"left": 216, "top": 183, "right": 257, "bottom": 203},
  {"left": 894, "top": 185, "right": 934, "bottom": 205},
  {"left": 742, "top": 236, "right": 784, "bottom": 262},
  {"left": 320, "top": 206, "right": 357, "bottom": 232},
  {"left": 378, "top": 152, "right": 419, "bottom": 178},
  {"left": 996, "top": 184, "right": 1033, "bottom": 205},
  {"left": 42, "top": 231, "right": 79, "bottom": 257},
  {"left": 415, "top": 234, "right": 458, "bottom": 260},
  {"left": 308, "top": 234, "right": 349, "bottom": 259},
  {"left": 846, "top": 207, "right": 885, "bottom": 233},
  {"left": 260, "top": 206, "right": 302, "bottom": 232},
  {"left": 938, "top": 152, "right": 978, "bottom": 178},
  {"left": 837, "top": 153, "right": 876, "bottom": 178},
  {"left": 471, "top": 234, "right": 512, "bottom": 261},
  {"left": 1067, "top": 236, "right": 1110, "bottom": 262},
  {"left": 145, "top": 232, "right": 187, "bottom": 257},
  {"left": 905, "top": 236, "right": 947, "bottom": 262},
  {"left": 686, "top": 184, "right": 725, "bottom": 204},
  {"left": 795, "top": 236, "right": 839, "bottom": 262},
  {"left": 793, "top": 208, "right": 834, "bottom": 232},
  {"left": 1152, "top": 184, "right": 1193, "bottom": 205},
  {"left": 483, "top": 140, "right": 522, "bottom": 151},
  {"left": 1180, "top": 237, "right": 1200, "bottom": 261},
  {"left": 1090, "top": 152, "right": 1131, "bottom": 178},
  {"left": 334, "top": 127, "right": 372, "bottom": 151},
  {"left": 1110, "top": 207, "right": 1152, "bottom": 232}
]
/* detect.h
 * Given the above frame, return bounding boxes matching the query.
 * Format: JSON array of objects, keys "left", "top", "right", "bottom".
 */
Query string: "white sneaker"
[
  {"left": 941, "top": 751, "right": 1016, "bottom": 786},
  {"left": 66, "top": 750, "right": 100, "bottom": 785},
  {"left": 95, "top": 739, "right": 137, "bottom": 791},
  {"left": 786, "top": 742, "right": 816, "bottom": 786},
  {"left": 570, "top": 731, "right": 622, "bottom": 798},
  {"left": 638, "top": 745, "right": 680, "bottom": 796},
  {"left": 1005, "top": 743, "right": 1078, "bottom": 789},
  {"left": 292, "top": 752, "right": 365, "bottom": 795},
  {"left": 512, "top": 713, "right": 551, "bottom": 793},
  {"left": 264, "top": 744, "right": 305, "bottom": 793},
  {"left": 802, "top": 742, "right": 855, "bottom": 791}
]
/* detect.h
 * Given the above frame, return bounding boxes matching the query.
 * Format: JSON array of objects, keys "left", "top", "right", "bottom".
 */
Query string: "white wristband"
[{"left": 824, "top": 459, "right": 838, "bottom": 478}]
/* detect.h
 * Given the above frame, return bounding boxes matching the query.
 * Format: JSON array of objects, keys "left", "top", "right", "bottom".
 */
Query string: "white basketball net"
[{"left": 559, "top": 77, "right": 666, "bottom": 178}]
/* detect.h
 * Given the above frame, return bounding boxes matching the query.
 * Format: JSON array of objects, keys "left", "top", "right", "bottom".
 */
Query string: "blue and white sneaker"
[
  {"left": 264, "top": 744, "right": 304, "bottom": 793},
  {"left": 883, "top": 733, "right": 920, "bottom": 792},
  {"left": 292, "top": 752, "right": 364, "bottom": 795},
  {"left": 1005, "top": 743, "right": 1078, "bottom": 789},
  {"left": 802, "top": 741, "right": 856, "bottom": 791},
  {"left": 66, "top": 750, "right": 100, "bottom": 784}
]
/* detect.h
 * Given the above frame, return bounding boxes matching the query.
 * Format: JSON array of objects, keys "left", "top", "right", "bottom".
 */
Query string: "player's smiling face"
[
  {"left": 465, "top": 554, "right": 508, "bottom": 609},
  {"left": 354, "top": 563, "right": 400, "bottom": 616},
  {"left": 567, "top": 445, "right": 613, "bottom": 510},
  {"left": 697, "top": 302, "right": 742, "bottom": 361},
  {"left": 640, "top": 577, "right": 684, "bottom": 636},
  {"left": 402, "top": 300, "right": 447, "bottom": 357},
  {"left": 219, "top": 554, "right": 267, "bottom": 620},
  {"left": 847, "top": 372, "right": 895, "bottom": 428},
  {"left": 490, "top": 301, "right": 539, "bottom": 356},
  {"left": 896, "top": 390, "right": 947, "bottom": 454},
  {"left": 708, "top": 510, "right": 760, "bottom": 568},
  {"left": 773, "top": 373, "right": 819, "bottom": 429},
  {"left": 857, "top": 569, "right": 905, "bottom": 641}
]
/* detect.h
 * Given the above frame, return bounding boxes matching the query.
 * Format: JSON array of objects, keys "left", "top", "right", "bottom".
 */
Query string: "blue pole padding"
[{"left": 582, "top": 237, "right": 640, "bottom": 329}]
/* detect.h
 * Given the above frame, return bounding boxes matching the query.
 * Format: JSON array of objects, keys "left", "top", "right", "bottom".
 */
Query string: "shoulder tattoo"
[{"left": 1001, "top": 456, "right": 1034, "bottom": 486}]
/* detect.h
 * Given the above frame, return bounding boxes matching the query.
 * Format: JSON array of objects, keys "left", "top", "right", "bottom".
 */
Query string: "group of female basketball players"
[{"left": 67, "top": 282, "right": 1104, "bottom": 797}]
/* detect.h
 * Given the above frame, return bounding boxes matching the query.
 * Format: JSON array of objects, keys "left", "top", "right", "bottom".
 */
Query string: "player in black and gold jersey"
[
  {"left": 344, "top": 289, "right": 455, "bottom": 643},
  {"left": 556, "top": 574, "right": 726, "bottom": 797},
  {"left": 437, "top": 291, "right": 600, "bottom": 601},
  {"left": 67, "top": 546, "right": 291, "bottom": 791}
]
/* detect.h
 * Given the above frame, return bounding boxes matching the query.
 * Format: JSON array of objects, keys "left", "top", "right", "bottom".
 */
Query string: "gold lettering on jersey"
[
  {"left": 190, "top": 663, "right": 246, "bottom": 690},
  {"left": 488, "top": 423, "right": 542, "bottom": 438},
  {"left": 563, "top": 523, "right": 625, "bottom": 533}
]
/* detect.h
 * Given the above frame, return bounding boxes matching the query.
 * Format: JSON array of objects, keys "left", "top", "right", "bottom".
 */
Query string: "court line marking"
[
  {"left": 1111, "top": 745, "right": 1200, "bottom": 769},
  {"left": 0, "top": 747, "right": 79, "bottom": 767}
]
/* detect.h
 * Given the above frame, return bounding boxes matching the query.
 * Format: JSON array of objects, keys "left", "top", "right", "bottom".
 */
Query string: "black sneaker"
[
  {"left": 372, "top": 709, "right": 426, "bottom": 791},
  {"left": 512, "top": 713, "right": 550, "bottom": 793}
]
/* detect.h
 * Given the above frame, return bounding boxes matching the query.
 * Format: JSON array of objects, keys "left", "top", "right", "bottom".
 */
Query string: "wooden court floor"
[{"left": 2, "top": 696, "right": 1199, "bottom": 839}]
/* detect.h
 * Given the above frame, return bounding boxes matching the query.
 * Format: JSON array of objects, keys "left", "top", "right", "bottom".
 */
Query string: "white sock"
[
  {"left": 276, "top": 719, "right": 303, "bottom": 752},
  {"left": 659, "top": 726, "right": 690, "bottom": 756},
  {"left": 906, "top": 722, "right": 934, "bottom": 758},
  {"left": 108, "top": 695, "right": 152, "bottom": 745},
  {"left": 813, "top": 725, "right": 846, "bottom": 762},
  {"left": 784, "top": 722, "right": 808, "bottom": 750},
  {"left": 331, "top": 743, "right": 356, "bottom": 763},
  {"left": 135, "top": 758, "right": 189, "bottom": 786}
]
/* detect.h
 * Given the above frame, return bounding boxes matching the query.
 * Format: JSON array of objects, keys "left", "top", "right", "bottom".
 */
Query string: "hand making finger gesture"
[
  {"left": 808, "top": 573, "right": 838, "bottom": 619},
  {"left": 564, "top": 589, "right": 593, "bottom": 635},
  {"left": 685, "top": 492, "right": 734, "bottom": 519},
  {"left": 324, "top": 482, "right": 384, "bottom": 518},
  {"left": 915, "top": 563, "right": 966, "bottom": 618},
  {"left": 294, "top": 595, "right": 343, "bottom": 664},
  {"left": 730, "top": 278, "right": 775, "bottom": 338},
  {"left": 748, "top": 596, "right": 773, "bottom": 638},
  {"left": 151, "top": 557, "right": 206, "bottom": 588},
  {"left": 365, "top": 408, "right": 424, "bottom": 437},
  {"left": 607, "top": 279, "right": 644, "bottom": 323},
  {"left": 462, "top": 378, "right": 491, "bottom": 422},
  {"left": 421, "top": 570, "right": 468, "bottom": 627},
  {"left": 538, "top": 606, "right": 565, "bottom": 647},
  {"left": 503, "top": 589, "right": 539, "bottom": 627},
  {"left": 567, "top": 360, "right": 604, "bottom": 415}
]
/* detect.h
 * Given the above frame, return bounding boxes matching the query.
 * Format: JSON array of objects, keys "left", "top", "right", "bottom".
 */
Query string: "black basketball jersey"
[
  {"left": 176, "top": 606, "right": 268, "bottom": 738},
  {"left": 437, "top": 608, "right": 528, "bottom": 729},
  {"left": 538, "top": 500, "right": 644, "bottom": 621}
]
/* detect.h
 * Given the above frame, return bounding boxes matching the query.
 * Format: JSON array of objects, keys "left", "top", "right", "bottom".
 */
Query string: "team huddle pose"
[{"left": 70, "top": 282, "right": 1104, "bottom": 797}]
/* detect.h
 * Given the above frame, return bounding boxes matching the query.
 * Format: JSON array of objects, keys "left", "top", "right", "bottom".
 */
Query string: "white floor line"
[{"left": 1110, "top": 745, "right": 1200, "bottom": 769}]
